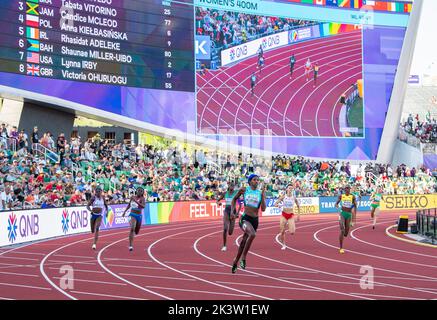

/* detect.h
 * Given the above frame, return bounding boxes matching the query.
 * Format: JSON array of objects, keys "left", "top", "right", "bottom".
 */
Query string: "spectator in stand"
[{"left": 31, "top": 126, "right": 39, "bottom": 153}]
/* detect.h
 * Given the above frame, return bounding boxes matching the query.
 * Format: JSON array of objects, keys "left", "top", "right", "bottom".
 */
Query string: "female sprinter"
[
  {"left": 370, "top": 187, "right": 383, "bottom": 230},
  {"left": 274, "top": 185, "right": 300, "bottom": 250},
  {"left": 122, "top": 187, "right": 146, "bottom": 251},
  {"left": 304, "top": 58, "right": 312, "bottom": 82},
  {"left": 216, "top": 184, "right": 239, "bottom": 252},
  {"left": 231, "top": 174, "right": 266, "bottom": 273},
  {"left": 350, "top": 185, "right": 362, "bottom": 226},
  {"left": 86, "top": 187, "right": 109, "bottom": 250},
  {"left": 335, "top": 185, "right": 357, "bottom": 254}
]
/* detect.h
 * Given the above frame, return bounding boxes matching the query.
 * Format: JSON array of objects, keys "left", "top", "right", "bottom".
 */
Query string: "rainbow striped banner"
[{"left": 284, "top": 0, "right": 412, "bottom": 13}]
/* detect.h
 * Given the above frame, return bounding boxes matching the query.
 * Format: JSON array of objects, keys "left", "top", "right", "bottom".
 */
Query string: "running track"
[
  {"left": 0, "top": 211, "right": 436, "bottom": 300},
  {"left": 197, "top": 30, "right": 363, "bottom": 137}
]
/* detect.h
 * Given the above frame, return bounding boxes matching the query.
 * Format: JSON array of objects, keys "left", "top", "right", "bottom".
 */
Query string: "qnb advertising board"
[
  {"left": 0, "top": 201, "right": 224, "bottom": 246},
  {"left": 0, "top": 0, "right": 413, "bottom": 160}
]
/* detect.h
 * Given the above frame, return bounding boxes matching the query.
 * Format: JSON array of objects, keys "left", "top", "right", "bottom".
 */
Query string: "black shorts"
[
  {"left": 239, "top": 213, "right": 259, "bottom": 232},
  {"left": 314, "top": 72, "right": 318, "bottom": 79}
]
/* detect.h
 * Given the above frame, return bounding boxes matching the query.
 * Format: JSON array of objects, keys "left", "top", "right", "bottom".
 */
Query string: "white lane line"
[
  {"left": 0, "top": 256, "right": 39, "bottom": 261},
  {"left": 193, "top": 220, "right": 372, "bottom": 300},
  {"left": 40, "top": 229, "right": 130, "bottom": 300},
  {"left": 145, "top": 286, "right": 252, "bottom": 298},
  {"left": 415, "top": 288, "right": 437, "bottom": 292},
  {"left": 216, "top": 281, "right": 322, "bottom": 292},
  {"left": 52, "top": 276, "right": 126, "bottom": 286},
  {"left": 314, "top": 224, "right": 437, "bottom": 269},
  {"left": 181, "top": 269, "right": 259, "bottom": 278},
  {"left": 0, "top": 271, "right": 39, "bottom": 277},
  {"left": 202, "top": 33, "right": 360, "bottom": 134},
  {"left": 71, "top": 290, "right": 148, "bottom": 300},
  {"left": 54, "top": 254, "right": 95, "bottom": 259},
  {"left": 313, "top": 69, "right": 362, "bottom": 136},
  {"left": 48, "top": 267, "right": 105, "bottom": 274},
  {"left": 268, "top": 221, "right": 437, "bottom": 296},
  {"left": 338, "top": 274, "right": 437, "bottom": 282},
  {"left": 279, "top": 276, "right": 385, "bottom": 286},
  {"left": 164, "top": 261, "right": 224, "bottom": 267},
  {"left": 108, "top": 264, "right": 166, "bottom": 270},
  {"left": 4, "top": 251, "right": 45, "bottom": 256},
  {"left": 96, "top": 222, "right": 217, "bottom": 301},
  {"left": 119, "top": 273, "right": 196, "bottom": 282},
  {"left": 0, "top": 262, "right": 35, "bottom": 268},
  {"left": 349, "top": 293, "right": 426, "bottom": 300},
  {"left": 350, "top": 223, "right": 437, "bottom": 259},
  {"left": 0, "top": 296, "right": 15, "bottom": 300},
  {"left": 147, "top": 225, "right": 272, "bottom": 300},
  {"left": 249, "top": 267, "right": 317, "bottom": 273},
  {"left": 107, "top": 264, "right": 166, "bottom": 271},
  {"left": 0, "top": 282, "right": 52, "bottom": 291},
  {"left": 104, "top": 258, "right": 155, "bottom": 263},
  {"left": 48, "top": 260, "right": 96, "bottom": 265}
]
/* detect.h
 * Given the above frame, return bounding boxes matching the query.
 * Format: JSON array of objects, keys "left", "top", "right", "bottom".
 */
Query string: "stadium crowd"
[
  {"left": 1, "top": 123, "right": 436, "bottom": 211},
  {"left": 196, "top": 7, "right": 313, "bottom": 49},
  {"left": 400, "top": 113, "right": 437, "bottom": 144}
]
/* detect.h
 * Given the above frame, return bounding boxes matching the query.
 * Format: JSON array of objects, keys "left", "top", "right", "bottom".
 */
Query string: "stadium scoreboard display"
[
  {"left": 0, "top": 0, "right": 415, "bottom": 160},
  {"left": 0, "top": 0, "right": 194, "bottom": 91}
]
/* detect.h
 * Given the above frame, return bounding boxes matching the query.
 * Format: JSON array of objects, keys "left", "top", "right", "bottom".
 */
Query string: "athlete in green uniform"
[
  {"left": 351, "top": 185, "right": 362, "bottom": 227},
  {"left": 370, "top": 187, "right": 384, "bottom": 230},
  {"left": 335, "top": 186, "right": 357, "bottom": 254},
  {"left": 216, "top": 184, "right": 240, "bottom": 251}
]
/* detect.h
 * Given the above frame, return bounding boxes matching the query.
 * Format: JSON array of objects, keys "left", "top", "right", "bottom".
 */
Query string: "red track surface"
[
  {"left": 0, "top": 211, "right": 436, "bottom": 300},
  {"left": 196, "top": 30, "right": 363, "bottom": 137}
]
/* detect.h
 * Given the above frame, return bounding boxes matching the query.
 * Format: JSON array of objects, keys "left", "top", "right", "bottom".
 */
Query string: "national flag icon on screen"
[
  {"left": 27, "top": 52, "right": 39, "bottom": 64},
  {"left": 26, "top": 14, "right": 39, "bottom": 27},
  {"left": 26, "top": 27, "right": 39, "bottom": 40},
  {"left": 27, "top": 39, "right": 39, "bottom": 52},
  {"left": 27, "top": 0, "right": 39, "bottom": 3},
  {"left": 27, "top": 64, "right": 40, "bottom": 76},
  {"left": 26, "top": 2, "right": 39, "bottom": 15}
]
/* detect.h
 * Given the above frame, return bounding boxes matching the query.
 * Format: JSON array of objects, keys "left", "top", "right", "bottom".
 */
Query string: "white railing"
[
  {"left": 32, "top": 143, "right": 60, "bottom": 163},
  {"left": 398, "top": 128, "right": 437, "bottom": 154},
  {"left": 206, "top": 161, "right": 222, "bottom": 174},
  {"left": 366, "top": 172, "right": 378, "bottom": 184}
]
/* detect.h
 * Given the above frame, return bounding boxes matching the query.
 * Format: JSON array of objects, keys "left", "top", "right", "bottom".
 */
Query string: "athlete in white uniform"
[
  {"left": 304, "top": 58, "right": 312, "bottom": 82},
  {"left": 274, "top": 185, "right": 300, "bottom": 250},
  {"left": 86, "top": 187, "right": 109, "bottom": 250}
]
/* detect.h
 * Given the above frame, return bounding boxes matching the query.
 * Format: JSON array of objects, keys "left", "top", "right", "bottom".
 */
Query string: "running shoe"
[
  {"left": 221, "top": 246, "right": 227, "bottom": 252},
  {"left": 240, "top": 259, "right": 246, "bottom": 270},
  {"left": 339, "top": 249, "right": 345, "bottom": 254},
  {"left": 92, "top": 244, "right": 96, "bottom": 250},
  {"left": 129, "top": 246, "right": 133, "bottom": 252},
  {"left": 372, "top": 225, "right": 375, "bottom": 230},
  {"left": 231, "top": 263, "right": 238, "bottom": 274},
  {"left": 281, "top": 245, "right": 286, "bottom": 250}
]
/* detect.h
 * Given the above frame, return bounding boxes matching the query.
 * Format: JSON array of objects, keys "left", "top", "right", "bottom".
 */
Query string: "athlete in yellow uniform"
[{"left": 335, "top": 185, "right": 357, "bottom": 254}]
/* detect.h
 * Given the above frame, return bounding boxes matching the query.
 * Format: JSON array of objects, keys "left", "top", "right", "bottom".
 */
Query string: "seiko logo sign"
[{"left": 384, "top": 196, "right": 429, "bottom": 209}]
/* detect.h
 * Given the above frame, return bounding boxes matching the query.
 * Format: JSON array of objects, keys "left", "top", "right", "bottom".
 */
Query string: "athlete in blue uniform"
[
  {"left": 216, "top": 184, "right": 240, "bottom": 251},
  {"left": 231, "top": 174, "right": 266, "bottom": 273},
  {"left": 123, "top": 187, "right": 146, "bottom": 251}
]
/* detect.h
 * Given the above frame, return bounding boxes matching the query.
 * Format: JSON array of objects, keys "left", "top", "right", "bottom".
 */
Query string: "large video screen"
[
  {"left": 196, "top": 9, "right": 364, "bottom": 138},
  {"left": 0, "top": 0, "right": 413, "bottom": 160}
]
